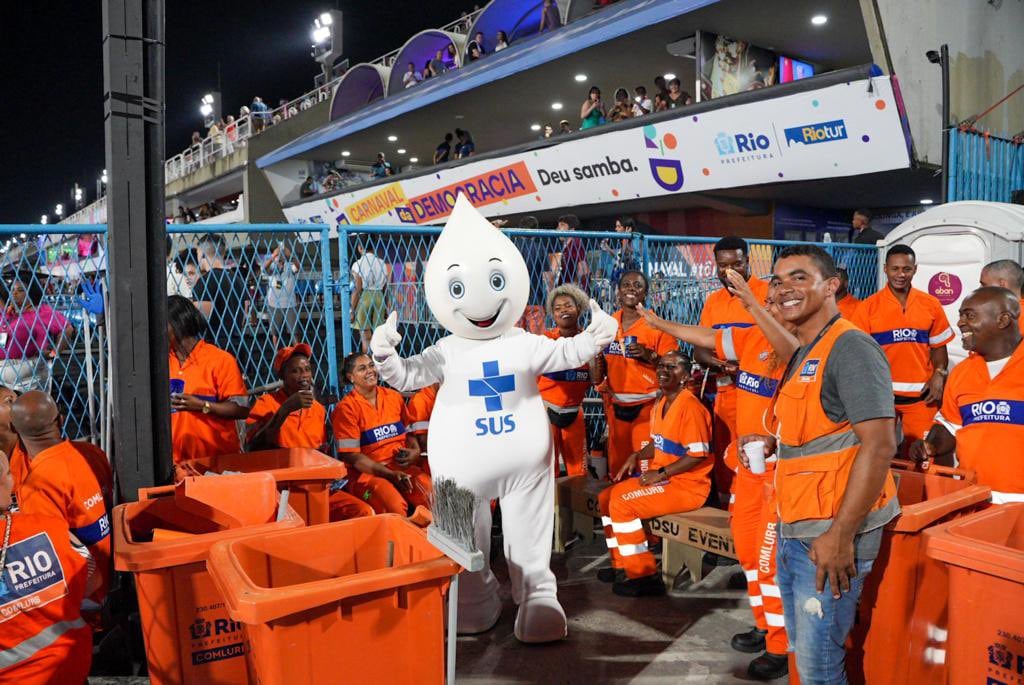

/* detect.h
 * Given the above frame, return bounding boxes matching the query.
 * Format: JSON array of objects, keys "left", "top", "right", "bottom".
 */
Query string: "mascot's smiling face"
[{"left": 424, "top": 194, "right": 528, "bottom": 340}]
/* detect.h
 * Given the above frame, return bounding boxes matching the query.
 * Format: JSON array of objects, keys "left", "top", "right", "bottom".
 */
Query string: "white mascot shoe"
[{"left": 372, "top": 194, "right": 616, "bottom": 643}]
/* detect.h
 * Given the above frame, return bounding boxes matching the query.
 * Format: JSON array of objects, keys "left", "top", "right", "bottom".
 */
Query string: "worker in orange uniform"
[
  {"left": 406, "top": 382, "right": 438, "bottom": 449},
  {"left": 911, "top": 287, "right": 1024, "bottom": 501},
  {"left": 166, "top": 295, "right": 249, "bottom": 463},
  {"left": 246, "top": 343, "right": 373, "bottom": 520},
  {"left": 836, "top": 268, "right": 861, "bottom": 320},
  {"left": 0, "top": 385, "right": 28, "bottom": 495},
  {"left": 980, "top": 259, "right": 1024, "bottom": 335},
  {"left": 639, "top": 270, "right": 797, "bottom": 681},
  {"left": 596, "top": 350, "right": 712, "bottom": 597},
  {"left": 11, "top": 391, "right": 113, "bottom": 610},
  {"left": 601, "top": 270, "right": 677, "bottom": 478},
  {"left": 853, "top": 245, "right": 954, "bottom": 453},
  {"left": 742, "top": 245, "right": 899, "bottom": 683},
  {"left": 694, "top": 237, "right": 770, "bottom": 503},
  {"left": 333, "top": 352, "right": 431, "bottom": 514},
  {"left": 0, "top": 450, "right": 93, "bottom": 684},
  {"left": 538, "top": 284, "right": 602, "bottom": 477}
]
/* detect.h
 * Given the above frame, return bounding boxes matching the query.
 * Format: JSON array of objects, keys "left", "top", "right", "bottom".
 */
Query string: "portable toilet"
[{"left": 881, "top": 201, "right": 1024, "bottom": 365}]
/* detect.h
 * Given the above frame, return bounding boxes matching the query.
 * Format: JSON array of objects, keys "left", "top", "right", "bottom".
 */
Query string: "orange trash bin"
[
  {"left": 207, "top": 514, "right": 460, "bottom": 685},
  {"left": 113, "top": 473, "right": 303, "bottom": 685},
  {"left": 175, "top": 448, "right": 346, "bottom": 525},
  {"left": 850, "top": 460, "right": 990, "bottom": 685},
  {"left": 926, "top": 503, "right": 1024, "bottom": 685}
]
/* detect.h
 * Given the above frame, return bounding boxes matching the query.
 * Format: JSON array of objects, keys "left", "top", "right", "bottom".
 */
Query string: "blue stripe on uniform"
[
  {"left": 542, "top": 369, "right": 590, "bottom": 382},
  {"left": 871, "top": 329, "right": 929, "bottom": 345},
  {"left": 652, "top": 433, "right": 688, "bottom": 458},
  {"left": 736, "top": 370, "right": 778, "bottom": 398},
  {"left": 711, "top": 322, "right": 754, "bottom": 330},
  {"left": 959, "top": 399, "right": 1024, "bottom": 427},
  {"left": 72, "top": 514, "right": 111, "bottom": 546},
  {"left": 359, "top": 421, "right": 406, "bottom": 446}
]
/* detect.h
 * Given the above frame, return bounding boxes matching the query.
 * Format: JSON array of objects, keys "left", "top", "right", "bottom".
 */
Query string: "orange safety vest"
[{"left": 773, "top": 318, "right": 899, "bottom": 534}]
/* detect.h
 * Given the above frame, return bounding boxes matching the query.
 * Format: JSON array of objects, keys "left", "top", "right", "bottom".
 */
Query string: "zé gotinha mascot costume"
[{"left": 371, "top": 194, "right": 617, "bottom": 642}]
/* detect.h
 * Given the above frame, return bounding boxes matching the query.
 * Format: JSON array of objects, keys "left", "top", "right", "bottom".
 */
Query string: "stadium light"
[
  {"left": 341, "top": 150, "right": 351, "bottom": 157},
  {"left": 41, "top": 215, "right": 48, "bottom": 224},
  {"left": 319, "top": 12, "right": 333, "bottom": 26},
  {"left": 199, "top": 93, "right": 215, "bottom": 118},
  {"left": 312, "top": 20, "right": 331, "bottom": 44},
  {"left": 397, "top": 148, "right": 407, "bottom": 154},
  {"left": 811, "top": 14, "right": 828, "bottom": 26},
  {"left": 663, "top": 73, "right": 676, "bottom": 81},
  {"left": 920, "top": 198, "right": 934, "bottom": 205},
  {"left": 55, "top": 203, "right": 64, "bottom": 218},
  {"left": 387, "top": 135, "right": 398, "bottom": 142},
  {"left": 100, "top": 169, "right": 108, "bottom": 184},
  {"left": 551, "top": 102, "right": 563, "bottom": 111},
  {"left": 530, "top": 124, "right": 541, "bottom": 131},
  {"left": 574, "top": 74, "right": 587, "bottom": 82},
  {"left": 409, "top": 157, "right": 419, "bottom": 163}
]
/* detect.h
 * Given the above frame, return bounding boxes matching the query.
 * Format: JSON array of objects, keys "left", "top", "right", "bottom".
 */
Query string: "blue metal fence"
[
  {"left": 948, "top": 128, "right": 1024, "bottom": 202},
  {"left": 0, "top": 221, "right": 878, "bottom": 457}
]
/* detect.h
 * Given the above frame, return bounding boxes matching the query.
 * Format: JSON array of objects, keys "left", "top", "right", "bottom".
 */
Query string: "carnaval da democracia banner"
[{"left": 287, "top": 75, "right": 911, "bottom": 228}]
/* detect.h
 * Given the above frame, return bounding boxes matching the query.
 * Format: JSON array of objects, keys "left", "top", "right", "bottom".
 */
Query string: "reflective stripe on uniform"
[
  {"left": 930, "top": 328, "right": 954, "bottom": 345},
  {"left": 764, "top": 612, "right": 786, "bottom": 627},
  {"left": 543, "top": 401, "right": 581, "bottom": 414},
  {"left": 721, "top": 327, "right": 737, "bottom": 362},
  {"left": 612, "top": 392, "right": 657, "bottom": 404},
  {"left": 601, "top": 516, "right": 613, "bottom": 527},
  {"left": 408, "top": 421, "right": 429, "bottom": 432},
  {"left": 759, "top": 583, "right": 782, "bottom": 598},
  {"left": 611, "top": 519, "right": 643, "bottom": 534},
  {"left": 687, "top": 441, "right": 710, "bottom": 454},
  {"left": 991, "top": 491, "right": 1024, "bottom": 504},
  {"left": 617, "top": 542, "right": 648, "bottom": 556},
  {"left": 335, "top": 438, "right": 359, "bottom": 449},
  {"left": 744, "top": 568, "right": 758, "bottom": 581},
  {"left": 0, "top": 618, "right": 86, "bottom": 669},
  {"left": 604, "top": 537, "right": 618, "bottom": 549},
  {"left": 749, "top": 595, "right": 763, "bottom": 607},
  {"left": 778, "top": 430, "right": 859, "bottom": 459},
  {"left": 893, "top": 381, "right": 926, "bottom": 393}
]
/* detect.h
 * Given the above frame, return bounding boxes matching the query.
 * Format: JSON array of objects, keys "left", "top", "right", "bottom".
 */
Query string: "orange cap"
[{"left": 273, "top": 343, "right": 312, "bottom": 375}]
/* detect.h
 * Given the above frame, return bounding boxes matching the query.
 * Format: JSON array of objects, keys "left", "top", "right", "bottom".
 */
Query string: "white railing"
[{"left": 61, "top": 195, "right": 108, "bottom": 225}]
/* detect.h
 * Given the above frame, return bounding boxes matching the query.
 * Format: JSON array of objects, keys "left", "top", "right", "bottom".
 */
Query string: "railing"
[
  {"left": 948, "top": 127, "right": 1024, "bottom": 202},
  {"left": 62, "top": 195, "right": 108, "bottom": 226}
]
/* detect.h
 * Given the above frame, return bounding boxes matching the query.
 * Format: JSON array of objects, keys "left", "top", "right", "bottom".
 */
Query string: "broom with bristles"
[{"left": 427, "top": 477, "right": 484, "bottom": 684}]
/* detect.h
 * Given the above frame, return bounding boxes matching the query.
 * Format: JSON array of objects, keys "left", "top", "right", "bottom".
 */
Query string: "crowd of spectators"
[{"left": 172, "top": 198, "right": 240, "bottom": 224}]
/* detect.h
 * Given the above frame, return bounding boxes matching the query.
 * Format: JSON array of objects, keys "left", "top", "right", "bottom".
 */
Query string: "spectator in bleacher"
[
  {"left": 467, "top": 43, "right": 482, "bottom": 62},
  {"left": 494, "top": 30, "right": 510, "bottom": 51},
  {"left": 555, "top": 214, "right": 590, "bottom": 291},
  {"left": 333, "top": 352, "right": 431, "bottom": 514},
  {"left": 193, "top": 233, "right": 249, "bottom": 354},
  {"left": 434, "top": 132, "right": 453, "bottom": 164},
  {"left": 559, "top": 119, "right": 573, "bottom": 135},
  {"left": 608, "top": 88, "right": 634, "bottom": 122},
  {"left": 653, "top": 93, "right": 669, "bottom": 112},
  {"left": 174, "top": 206, "right": 191, "bottom": 224},
  {"left": 300, "top": 176, "right": 317, "bottom": 198},
  {"left": 600, "top": 218, "right": 639, "bottom": 283},
  {"left": 167, "top": 236, "right": 192, "bottom": 299},
  {"left": 632, "top": 86, "right": 652, "bottom": 116},
  {"left": 207, "top": 121, "right": 222, "bottom": 156},
  {"left": 0, "top": 274, "right": 74, "bottom": 394},
  {"left": 263, "top": 243, "right": 299, "bottom": 348},
  {"left": 251, "top": 96, "right": 269, "bottom": 133},
  {"left": 455, "top": 129, "right": 476, "bottom": 158},
  {"left": 423, "top": 59, "right": 435, "bottom": 80},
  {"left": 350, "top": 243, "right": 389, "bottom": 353},
  {"left": 403, "top": 62, "right": 422, "bottom": 89},
  {"left": 175, "top": 249, "right": 201, "bottom": 294},
  {"left": 580, "top": 87, "right": 607, "bottom": 130},
  {"left": 468, "top": 31, "right": 486, "bottom": 58},
  {"left": 542, "top": 124, "right": 555, "bottom": 139},
  {"left": 597, "top": 350, "right": 711, "bottom": 597},
  {"left": 539, "top": 0, "right": 561, "bottom": 32},
  {"left": 167, "top": 295, "right": 249, "bottom": 463},
  {"left": 371, "top": 152, "right": 393, "bottom": 179},
  {"left": 654, "top": 75, "right": 669, "bottom": 98},
  {"left": 446, "top": 43, "right": 459, "bottom": 68},
  {"left": 666, "top": 79, "right": 692, "bottom": 108},
  {"left": 224, "top": 115, "right": 238, "bottom": 149}
]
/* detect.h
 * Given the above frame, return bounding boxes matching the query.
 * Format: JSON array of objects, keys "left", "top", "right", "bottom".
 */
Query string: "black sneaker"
[
  {"left": 596, "top": 567, "right": 624, "bottom": 583},
  {"left": 612, "top": 574, "right": 666, "bottom": 597},
  {"left": 731, "top": 627, "right": 767, "bottom": 653},
  {"left": 747, "top": 652, "right": 789, "bottom": 680}
]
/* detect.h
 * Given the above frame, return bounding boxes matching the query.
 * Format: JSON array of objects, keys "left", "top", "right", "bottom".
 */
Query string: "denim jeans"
[{"left": 776, "top": 536, "right": 875, "bottom": 685}]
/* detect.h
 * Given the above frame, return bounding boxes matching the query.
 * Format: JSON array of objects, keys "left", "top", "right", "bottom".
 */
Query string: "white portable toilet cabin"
[{"left": 881, "top": 201, "right": 1024, "bottom": 365}]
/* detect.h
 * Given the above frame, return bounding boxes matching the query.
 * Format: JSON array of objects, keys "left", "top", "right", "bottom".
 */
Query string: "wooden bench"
[
  {"left": 553, "top": 475, "right": 609, "bottom": 553},
  {"left": 649, "top": 507, "right": 737, "bottom": 585}
]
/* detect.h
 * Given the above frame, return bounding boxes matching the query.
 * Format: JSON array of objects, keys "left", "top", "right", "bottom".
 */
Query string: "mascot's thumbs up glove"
[
  {"left": 370, "top": 311, "right": 402, "bottom": 361},
  {"left": 584, "top": 300, "right": 618, "bottom": 349}
]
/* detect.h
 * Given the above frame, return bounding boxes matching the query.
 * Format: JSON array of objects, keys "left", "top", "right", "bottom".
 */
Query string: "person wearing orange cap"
[
  {"left": 167, "top": 295, "right": 250, "bottom": 463},
  {"left": 853, "top": 245, "right": 954, "bottom": 453},
  {"left": 911, "top": 287, "right": 1024, "bottom": 501},
  {"left": 0, "top": 449, "right": 93, "bottom": 684},
  {"left": 11, "top": 391, "right": 113, "bottom": 609},
  {"left": 538, "top": 284, "right": 601, "bottom": 477},
  {"left": 639, "top": 270, "right": 797, "bottom": 681},
  {"left": 693, "top": 236, "right": 771, "bottom": 504},
  {"left": 835, "top": 268, "right": 861, "bottom": 321},
  {"left": 333, "top": 352, "right": 432, "bottom": 514},
  {"left": 246, "top": 344, "right": 373, "bottom": 520},
  {"left": 980, "top": 259, "right": 1024, "bottom": 335}
]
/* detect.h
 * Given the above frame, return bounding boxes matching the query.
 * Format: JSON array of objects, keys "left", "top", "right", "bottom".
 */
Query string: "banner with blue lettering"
[
  {"left": 959, "top": 399, "right": 1024, "bottom": 427},
  {"left": 0, "top": 532, "right": 68, "bottom": 623}
]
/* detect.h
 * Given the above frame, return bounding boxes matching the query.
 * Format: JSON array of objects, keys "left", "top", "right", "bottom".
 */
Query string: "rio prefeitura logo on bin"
[{"left": 189, "top": 608, "right": 246, "bottom": 666}]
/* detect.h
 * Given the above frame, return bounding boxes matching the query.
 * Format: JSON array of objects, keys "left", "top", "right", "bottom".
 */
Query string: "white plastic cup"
[{"left": 743, "top": 440, "right": 767, "bottom": 475}]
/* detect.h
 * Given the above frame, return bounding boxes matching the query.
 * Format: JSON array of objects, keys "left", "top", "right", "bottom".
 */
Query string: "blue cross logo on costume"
[{"left": 469, "top": 361, "right": 517, "bottom": 436}]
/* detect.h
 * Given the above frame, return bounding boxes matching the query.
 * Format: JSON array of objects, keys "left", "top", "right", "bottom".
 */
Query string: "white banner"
[{"left": 284, "top": 76, "right": 911, "bottom": 228}]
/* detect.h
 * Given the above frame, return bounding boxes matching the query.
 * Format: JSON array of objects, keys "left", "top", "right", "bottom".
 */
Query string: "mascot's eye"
[
  {"left": 449, "top": 280, "right": 465, "bottom": 299},
  {"left": 489, "top": 272, "right": 506, "bottom": 291}
]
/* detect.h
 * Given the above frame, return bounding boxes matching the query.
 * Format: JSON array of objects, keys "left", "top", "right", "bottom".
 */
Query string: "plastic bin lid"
[
  {"left": 176, "top": 448, "right": 346, "bottom": 482},
  {"left": 926, "top": 503, "right": 1024, "bottom": 584}
]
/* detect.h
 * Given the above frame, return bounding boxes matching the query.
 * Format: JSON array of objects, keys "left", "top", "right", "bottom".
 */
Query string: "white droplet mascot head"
[{"left": 424, "top": 194, "right": 528, "bottom": 340}]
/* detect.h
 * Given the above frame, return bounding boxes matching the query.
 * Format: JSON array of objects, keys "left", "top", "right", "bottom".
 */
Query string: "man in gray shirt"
[{"left": 739, "top": 244, "right": 898, "bottom": 683}]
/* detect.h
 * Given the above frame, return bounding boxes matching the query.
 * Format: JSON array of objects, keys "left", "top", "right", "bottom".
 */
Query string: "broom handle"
[{"left": 447, "top": 572, "right": 459, "bottom": 684}]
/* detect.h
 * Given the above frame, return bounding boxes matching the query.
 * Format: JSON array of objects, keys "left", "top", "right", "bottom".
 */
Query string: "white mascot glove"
[
  {"left": 584, "top": 300, "right": 618, "bottom": 349},
  {"left": 370, "top": 311, "right": 402, "bottom": 361}
]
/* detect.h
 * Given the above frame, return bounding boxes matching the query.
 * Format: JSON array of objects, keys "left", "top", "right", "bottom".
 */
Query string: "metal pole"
[
  {"left": 320, "top": 227, "right": 340, "bottom": 395},
  {"left": 940, "top": 43, "right": 950, "bottom": 204},
  {"left": 102, "top": 0, "right": 172, "bottom": 499}
]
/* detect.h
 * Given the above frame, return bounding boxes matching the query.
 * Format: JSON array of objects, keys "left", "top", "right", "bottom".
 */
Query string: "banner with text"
[{"left": 285, "top": 76, "right": 912, "bottom": 228}]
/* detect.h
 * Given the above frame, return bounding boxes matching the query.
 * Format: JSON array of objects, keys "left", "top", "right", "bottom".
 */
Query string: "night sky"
[{"left": 0, "top": 0, "right": 475, "bottom": 223}]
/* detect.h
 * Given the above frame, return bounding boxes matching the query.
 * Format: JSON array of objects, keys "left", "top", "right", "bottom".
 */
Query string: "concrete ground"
[{"left": 90, "top": 535, "right": 789, "bottom": 685}]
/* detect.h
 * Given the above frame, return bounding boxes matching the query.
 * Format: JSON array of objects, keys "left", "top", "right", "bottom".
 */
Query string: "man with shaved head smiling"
[
  {"left": 911, "top": 286, "right": 1024, "bottom": 502},
  {"left": 980, "top": 259, "right": 1024, "bottom": 335},
  {"left": 12, "top": 391, "right": 113, "bottom": 607}
]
